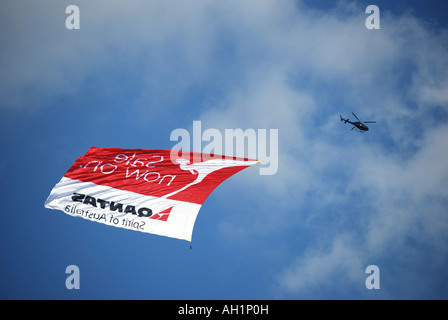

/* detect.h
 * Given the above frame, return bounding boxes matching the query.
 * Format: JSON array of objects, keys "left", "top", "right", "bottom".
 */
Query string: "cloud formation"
[{"left": 191, "top": 1, "right": 448, "bottom": 297}]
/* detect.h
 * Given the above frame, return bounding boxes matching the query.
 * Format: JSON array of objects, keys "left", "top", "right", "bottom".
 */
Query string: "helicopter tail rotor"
[{"left": 340, "top": 115, "right": 349, "bottom": 123}]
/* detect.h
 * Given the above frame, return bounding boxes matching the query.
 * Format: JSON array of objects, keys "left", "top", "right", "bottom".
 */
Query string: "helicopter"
[{"left": 340, "top": 112, "right": 376, "bottom": 132}]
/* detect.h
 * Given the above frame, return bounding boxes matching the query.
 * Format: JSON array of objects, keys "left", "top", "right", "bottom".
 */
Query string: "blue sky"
[{"left": 1, "top": 0, "right": 448, "bottom": 299}]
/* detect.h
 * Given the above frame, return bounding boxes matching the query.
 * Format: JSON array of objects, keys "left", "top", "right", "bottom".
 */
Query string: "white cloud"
[
  {"left": 0, "top": 0, "right": 224, "bottom": 109},
  {"left": 361, "top": 125, "right": 448, "bottom": 252},
  {"left": 187, "top": 1, "right": 448, "bottom": 296},
  {"left": 278, "top": 234, "right": 364, "bottom": 294}
]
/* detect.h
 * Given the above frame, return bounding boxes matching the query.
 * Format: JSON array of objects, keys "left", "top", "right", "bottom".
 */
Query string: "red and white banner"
[{"left": 45, "top": 147, "right": 258, "bottom": 241}]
